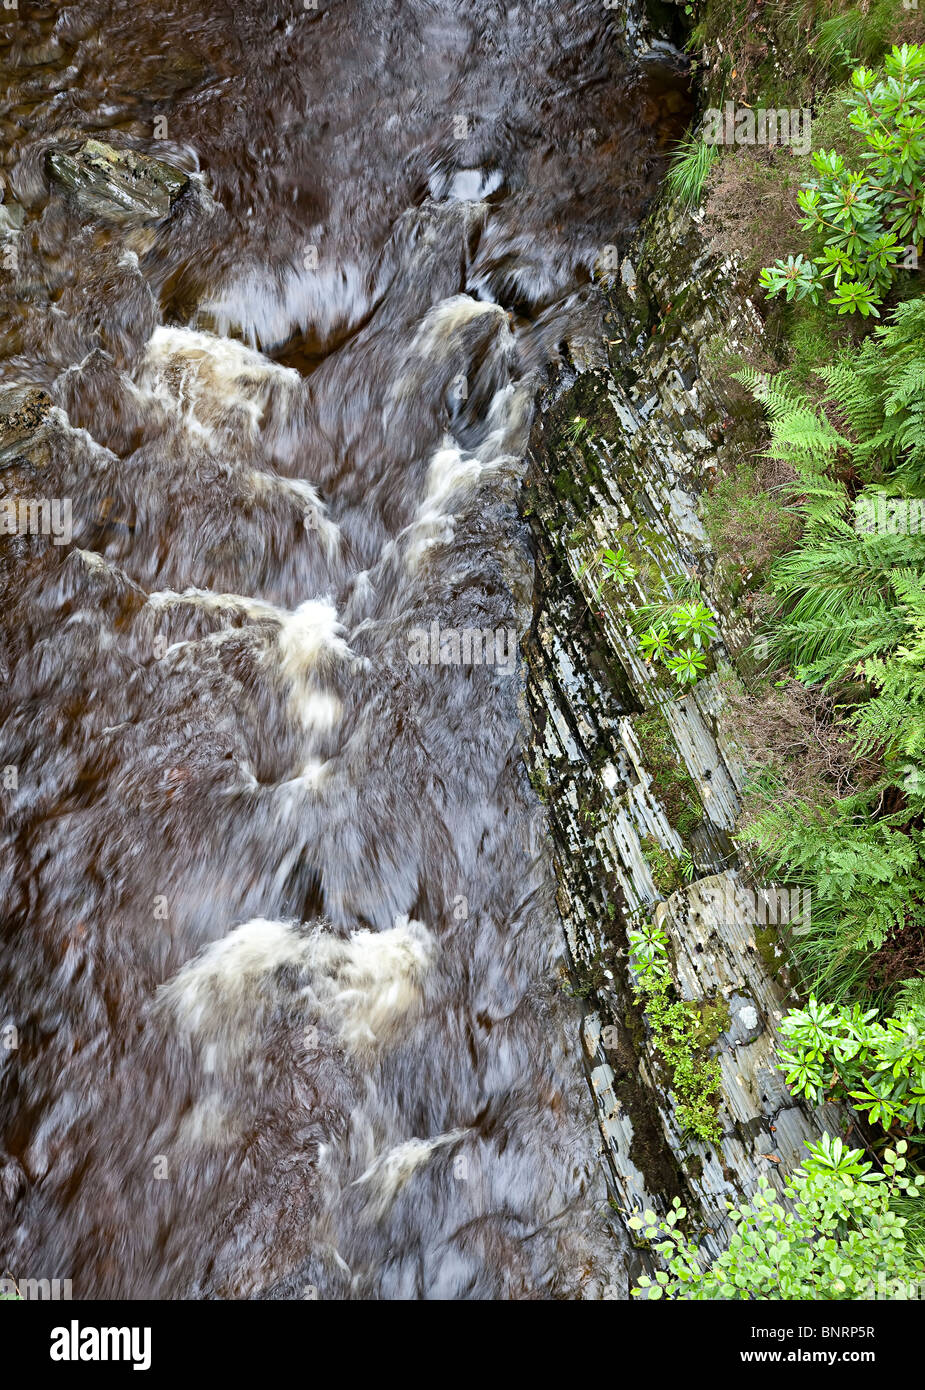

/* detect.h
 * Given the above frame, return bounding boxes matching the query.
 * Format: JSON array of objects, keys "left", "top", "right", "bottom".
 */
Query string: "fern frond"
[{"left": 895, "top": 976, "right": 925, "bottom": 1015}]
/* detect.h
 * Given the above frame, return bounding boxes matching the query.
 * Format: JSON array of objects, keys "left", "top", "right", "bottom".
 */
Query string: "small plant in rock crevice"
[
  {"left": 638, "top": 600, "right": 718, "bottom": 688},
  {"left": 640, "top": 834, "right": 689, "bottom": 898},
  {"left": 579, "top": 544, "right": 637, "bottom": 600},
  {"left": 627, "top": 917, "right": 724, "bottom": 1144},
  {"left": 562, "top": 414, "right": 591, "bottom": 445},
  {"left": 666, "top": 131, "right": 718, "bottom": 208}
]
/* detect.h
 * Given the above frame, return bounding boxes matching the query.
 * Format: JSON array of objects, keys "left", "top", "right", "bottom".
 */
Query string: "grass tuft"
[{"left": 666, "top": 133, "right": 718, "bottom": 209}]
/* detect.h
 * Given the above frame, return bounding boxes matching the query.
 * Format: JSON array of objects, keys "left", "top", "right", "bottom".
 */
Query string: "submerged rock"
[
  {"left": 0, "top": 386, "right": 54, "bottom": 467},
  {"left": 46, "top": 140, "right": 188, "bottom": 224},
  {"left": 0, "top": 201, "right": 25, "bottom": 234}
]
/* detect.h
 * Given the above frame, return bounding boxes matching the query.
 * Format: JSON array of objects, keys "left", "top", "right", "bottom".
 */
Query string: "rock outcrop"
[
  {"left": 46, "top": 140, "right": 188, "bottom": 224},
  {"left": 524, "top": 193, "right": 846, "bottom": 1261}
]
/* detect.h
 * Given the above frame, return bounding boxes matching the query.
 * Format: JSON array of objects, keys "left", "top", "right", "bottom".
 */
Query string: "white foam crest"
[
  {"left": 157, "top": 915, "right": 436, "bottom": 1060},
  {"left": 294, "top": 757, "right": 334, "bottom": 790},
  {"left": 157, "top": 917, "right": 309, "bottom": 1042},
  {"left": 475, "top": 380, "right": 532, "bottom": 460},
  {"left": 403, "top": 430, "right": 517, "bottom": 572},
  {"left": 73, "top": 548, "right": 114, "bottom": 571},
  {"left": 276, "top": 598, "right": 351, "bottom": 672},
  {"left": 387, "top": 295, "right": 509, "bottom": 412},
  {"left": 175, "top": 1092, "right": 238, "bottom": 1150},
  {"left": 302, "top": 916, "right": 435, "bottom": 1053},
  {"left": 250, "top": 472, "right": 340, "bottom": 558},
  {"left": 275, "top": 599, "right": 352, "bottom": 732},
  {"left": 147, "top": 586, "right": 281, "bottom": 624},
  {"left": 291, "top": 688, "right": 342, "bottom": 733},
  {"left": 353, "top": 1128, "right": 469, "bottom": 1218},
  {"left": 144, "top": 591, "right": 351, "bottom": 732},
  {"left": 132, "top": 325, "right": 301, "bottom": 443},
  {"left": 433, "top": 167, "right": 503, "bottom": 202},
  {"left": 67, "top": 422, "right": 122, "bottom": 469},
  {"left": 408, "top": 294, "right": 507, "bottom": 361}
]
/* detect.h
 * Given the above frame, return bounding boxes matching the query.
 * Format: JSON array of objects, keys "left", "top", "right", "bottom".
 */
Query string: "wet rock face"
[
  {"left": 46, "top": 140, "right": 189, "bottom": 223},
  {"left": 524, "top": 195, "right": 846, "bottom": 1258}
]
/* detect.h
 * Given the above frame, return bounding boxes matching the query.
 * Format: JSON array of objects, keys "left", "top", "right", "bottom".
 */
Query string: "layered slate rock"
[
  {"left": 46, "top": 140, "right": 188, "bottom": 224},
  {"left": 524, "top": 196, "right": 848, "bottom": 1262}
]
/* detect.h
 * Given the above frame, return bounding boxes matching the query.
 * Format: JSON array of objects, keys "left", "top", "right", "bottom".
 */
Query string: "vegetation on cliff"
[
  {"left": 632, "top": 1136, "right": 925, "bottom": 1299},
  {"left": 636, "top": 4, "right": 925, "bottom": 1297}
]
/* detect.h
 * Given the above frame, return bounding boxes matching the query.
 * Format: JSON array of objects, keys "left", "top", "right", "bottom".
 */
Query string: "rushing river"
[{"left": 0, "top": 0, "right": 687, "bottom": 1298}]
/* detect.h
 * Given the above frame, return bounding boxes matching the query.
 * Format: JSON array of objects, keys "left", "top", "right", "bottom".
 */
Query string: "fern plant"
[
  {"left": 853, "top": 568, "right": 925, "bottom": 762},
  {"left": 735, "top": 305, "right": 925, "bottom": 1035},
  {"left": 736, "top": 307, "right": 925, "bottom": 687},
  {"left": 822, "top": 297, "right": 925, "bottom": 483},
  {"left": 738, "top": 790, "right": 925, "bottom": 960}
]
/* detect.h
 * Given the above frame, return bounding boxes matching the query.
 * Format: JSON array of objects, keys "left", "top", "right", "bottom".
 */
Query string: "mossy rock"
[{"left": 639, "top": 833, "right": 687, "bottom": 898}]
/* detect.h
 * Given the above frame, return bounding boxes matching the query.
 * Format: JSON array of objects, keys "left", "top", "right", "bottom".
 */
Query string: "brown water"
[{"left": 0, "top": 0, "right": 688, "bottom": 1299}]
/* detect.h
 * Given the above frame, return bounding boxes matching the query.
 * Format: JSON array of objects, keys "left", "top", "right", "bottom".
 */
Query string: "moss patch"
[
  {"left": 634, "top": 709, "right": 704, "bottom": 840},
  {"left": 640, "top": 833, "right": 687, "bottom": 898},
  {"left": 754, "top": 923, "right": 786, "bottom": 982},
  {"left": 693, "top": 995, "right": 732, "bottom": 1048},
  {"left": 700, "top": 455, "right": 802, "bottom": 593}
]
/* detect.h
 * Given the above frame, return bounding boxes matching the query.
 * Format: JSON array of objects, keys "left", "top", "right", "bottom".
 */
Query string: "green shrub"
[
  {"left": 631, "top": 1135, "right": 925, "bottom": 1299},
  {"left": 639, "top": 835, "right": 687, "bottom": 898},
  {"left": 699, "top": 460, "right": 801, "bottom": 587},
  {"left": 779, "top": 993, "right": 925, "bottom": 1130},
  {"left": 781, "top": 298, "right": 850, "bottom": 385},
  {"left": 761, "top": 44, "right": 925, "bottom": 316}
]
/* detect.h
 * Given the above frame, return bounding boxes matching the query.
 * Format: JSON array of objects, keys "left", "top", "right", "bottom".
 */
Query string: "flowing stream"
[{"left": 0, "top": 0, "right": 688, "bottom": 1298}]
